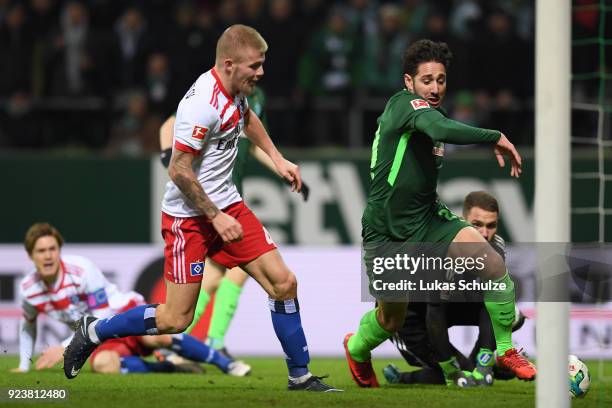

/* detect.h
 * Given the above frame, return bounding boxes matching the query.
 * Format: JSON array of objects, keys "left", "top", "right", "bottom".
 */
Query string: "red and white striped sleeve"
[
  {"left": 76, "top": 257, "right": 113, "bottom": 316},
  {"left": 173, "top": 96, "right": 219, "bottom": 156}
]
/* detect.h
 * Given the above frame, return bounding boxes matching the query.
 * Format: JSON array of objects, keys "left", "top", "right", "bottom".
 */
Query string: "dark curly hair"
[{"left": 402, "top": 39, "right": 453, "bottom": 77}]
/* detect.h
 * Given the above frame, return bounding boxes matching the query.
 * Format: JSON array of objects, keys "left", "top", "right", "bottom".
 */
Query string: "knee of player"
[
  {"left": 379, "top": 316, "right": 403, "bottom": 332},
  {"left": 171, "top": 314, "right": 194, "bottom": 333},
  {"left": 377, "top": 312, "right": 404, "bottom": 332},
  {"left": 91, "top": 351, "right": 121, "bottom": 374},
  {"left": 271, "top": 272, "right": 297, "bottom": 300}
]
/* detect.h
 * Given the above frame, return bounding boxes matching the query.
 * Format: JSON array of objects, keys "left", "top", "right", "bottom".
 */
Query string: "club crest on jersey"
[
  {"left": 190, "top": 261, "right": 204, "bottom": 276},
  {"left": 411, "top": 99, "right": 430, "bottom": 110},
  {"left": 192, "top": 125, "right": 208, "bottom": 140}
]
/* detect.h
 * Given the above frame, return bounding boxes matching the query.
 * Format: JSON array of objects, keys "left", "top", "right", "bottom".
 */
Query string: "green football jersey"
[
  {"left": 232, "top": 87, "right": 267, "bottom": 193},
  {"left": 362, "top": 90, "right": 500, "bottom": 241}
]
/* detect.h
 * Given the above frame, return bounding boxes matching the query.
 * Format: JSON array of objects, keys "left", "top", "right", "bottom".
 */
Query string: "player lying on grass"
[
  {"left": 383, "top": 192, "right": 527, "bottom": 387},
  {"left": 12, "top": 222, "right": 250, "bottom": 376},
  {"left": 64, "top": 25, "right": 340, "bottom": 392},
  {"left": 384, "top": 303, "right": 526, "bottom": 387},
  {"left": 159, "top": 87, "right": 309, "bottom": 359},
  {"left": 344, "top": 39, "right": 536, "bottom": 388}
]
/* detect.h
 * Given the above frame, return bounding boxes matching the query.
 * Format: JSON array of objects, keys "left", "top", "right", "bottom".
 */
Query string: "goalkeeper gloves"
[{"left": 160, "top": 147, "right": 172, "bottom": 168}]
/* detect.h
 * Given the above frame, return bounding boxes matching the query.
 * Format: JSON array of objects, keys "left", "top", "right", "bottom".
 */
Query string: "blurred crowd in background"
[{"left": 0, "top": 0, "right": 605, "bottom": 154}]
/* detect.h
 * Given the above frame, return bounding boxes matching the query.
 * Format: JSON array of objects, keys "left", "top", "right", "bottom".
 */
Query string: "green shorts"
[
  {"left": 362, "top": 202, "right": 472, "bottom": 300},
  {"left": 362, "top": 201, "right": 471, "bottom": 244}
]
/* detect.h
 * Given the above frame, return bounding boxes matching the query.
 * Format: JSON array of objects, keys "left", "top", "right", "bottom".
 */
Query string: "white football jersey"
[
  {"left": 19, "top": 255, "right": 143, "bottom": 330},
  {"left": 162, "top": 68, "right": 249, "bottom": 217}
]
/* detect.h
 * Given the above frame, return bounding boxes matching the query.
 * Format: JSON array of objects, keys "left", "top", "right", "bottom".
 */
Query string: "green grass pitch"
[{"left": 0, "top": 356, "right": 610, "bottom": 408}]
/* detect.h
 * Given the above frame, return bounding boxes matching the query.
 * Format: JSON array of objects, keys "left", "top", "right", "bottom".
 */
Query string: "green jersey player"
[
  {"left": 343, "top": 39, "right": 536, "bottom": 387},
  {"left": 384, "top": 191, "right": 527, "bottom": 388}
]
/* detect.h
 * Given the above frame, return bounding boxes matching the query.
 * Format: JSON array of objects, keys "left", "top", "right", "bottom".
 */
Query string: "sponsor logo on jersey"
[
  {"left": 216, "top": 134, "right": 239, "bottom": 151},
  {"left": 410, "top": 99, "right": 430, "bottom": 110},
  {"left": 192, "top": 125, "right": 208, "bottom": 140},
  {"left": 190, "top": 261, "right": 204, "bottom": 276}
]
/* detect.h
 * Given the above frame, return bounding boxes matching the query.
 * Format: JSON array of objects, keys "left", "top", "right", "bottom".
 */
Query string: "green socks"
[
  {"left": 347, "top": 309, "right": 392, "bottom": 362},
  {"left": 185, "top": 289, "right": 211, "bottom": 333},
  {"left": 439, "top": 356, "right": 460, "bottom": 383},
  {"left": 439, "top": 356, "right": 476, "bottom": 386},
  {"left": 484, "top": 271, "right": 516, "bottom": 356},
  {"left": 207, "top": 278, "right": 243, "bottom": 349},
  {"left": 439, "top": 356, "right": 461, "bottom": 378}
]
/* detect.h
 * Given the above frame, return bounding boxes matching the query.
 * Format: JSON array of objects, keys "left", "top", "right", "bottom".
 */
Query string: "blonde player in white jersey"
[
  {"left": 158, "top": 88, "right": 310, "bottom": 359},
  {"left": 64, "top": 24, "right": 340, "bottom": 392},
  {"left": 12, "top": 223, "right": 250, "bottom": 376}
]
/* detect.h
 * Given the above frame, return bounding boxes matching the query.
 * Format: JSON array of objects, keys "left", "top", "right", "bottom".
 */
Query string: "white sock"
[
  {"left": 87, "top": 320, "right": 101, "bottom": 344},
  {"left": 289, "top": 372, "right": 312, "bottom": 384}
]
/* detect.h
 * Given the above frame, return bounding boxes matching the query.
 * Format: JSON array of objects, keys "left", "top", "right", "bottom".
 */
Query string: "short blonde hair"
[
  {"left": 24, "top": 222, "right": 64, "bottom": 255},
  {"left": 215, "top": 24, "right": 268, "bottom": 64}
]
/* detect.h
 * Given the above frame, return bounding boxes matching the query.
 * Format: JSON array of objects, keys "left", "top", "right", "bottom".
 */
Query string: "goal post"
[{"left": 535, "top": 0, "right": 571, "bottom": 407}]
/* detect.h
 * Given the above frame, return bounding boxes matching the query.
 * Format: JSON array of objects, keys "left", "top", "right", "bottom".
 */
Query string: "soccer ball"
[{"left": 568, "top": 355, "right": 591, "bottom": 398}]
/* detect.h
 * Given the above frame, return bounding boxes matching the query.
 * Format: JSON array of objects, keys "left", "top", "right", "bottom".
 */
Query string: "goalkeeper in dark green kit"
[{"left": 343, "top": 39, "right": 536, "bottom": 387}]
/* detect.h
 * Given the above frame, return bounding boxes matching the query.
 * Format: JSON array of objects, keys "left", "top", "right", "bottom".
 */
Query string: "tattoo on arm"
[{"left": 169, "top": 150, "right": 219, "bottom": 219}]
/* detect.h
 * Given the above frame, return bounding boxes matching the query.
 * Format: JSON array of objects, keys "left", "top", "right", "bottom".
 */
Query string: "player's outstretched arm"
[
  {"left": 13, "top": 317, "right": 37, "bottom": 372},
  {"left": 169, "top": 150, "right": 243, "bottom": 243},
  {"left": 493, "top": 133, "right": 522, "bottom": 178},
  {"left": 243, "top": 109, "right": 302, "bottom": 192},
  {"left": 413, "top": 111, "right": 521, "bottom": 177},
  {"left": 415, "top": 111, "right": 501, "bottom": 145},
  {"left": 414, "top": 109, "right": 522, "bottom": 177}
]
